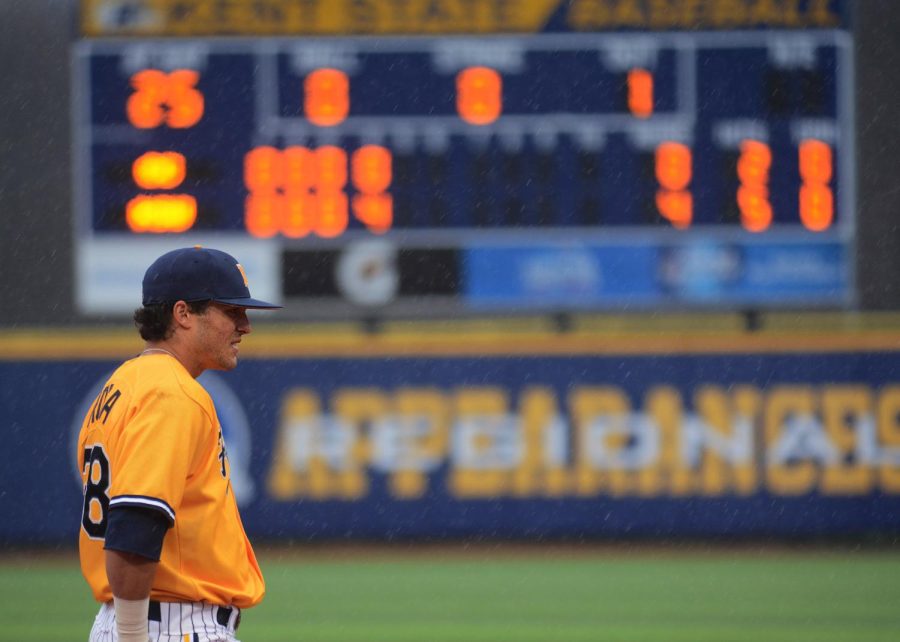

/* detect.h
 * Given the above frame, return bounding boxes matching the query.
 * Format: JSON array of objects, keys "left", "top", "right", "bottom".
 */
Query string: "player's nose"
[{"left": 236, "top": 310, "right": 251, "bottom": 334}]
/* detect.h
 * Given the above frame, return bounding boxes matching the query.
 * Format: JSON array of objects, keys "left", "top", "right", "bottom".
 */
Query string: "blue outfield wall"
[{"left": 3, "top": 349, "right": 900, "bottom": 545}]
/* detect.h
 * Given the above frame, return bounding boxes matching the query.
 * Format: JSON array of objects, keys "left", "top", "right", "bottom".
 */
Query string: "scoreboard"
[{"left": 73, "top": 26, "right": 854, "bottom": 315}]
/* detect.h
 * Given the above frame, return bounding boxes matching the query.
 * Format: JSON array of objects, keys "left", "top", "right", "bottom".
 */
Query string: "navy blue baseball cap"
[{"left": 142, "top": 246, "right": 281, "bottom": 309}]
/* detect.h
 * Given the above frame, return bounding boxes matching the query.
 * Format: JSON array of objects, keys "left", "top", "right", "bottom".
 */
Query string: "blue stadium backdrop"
[{"left": 4, "top": 341, "right": 900, "bottom": 544}]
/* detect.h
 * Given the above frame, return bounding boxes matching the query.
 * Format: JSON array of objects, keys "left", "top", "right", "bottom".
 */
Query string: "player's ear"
[{"left": 171, "top": 300, "right": 193, "bottom": 330}]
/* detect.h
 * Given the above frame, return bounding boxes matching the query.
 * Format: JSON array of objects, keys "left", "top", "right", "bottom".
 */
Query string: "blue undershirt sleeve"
[{"left": 103, "top": 505, "right": 170, "bottom": 561}]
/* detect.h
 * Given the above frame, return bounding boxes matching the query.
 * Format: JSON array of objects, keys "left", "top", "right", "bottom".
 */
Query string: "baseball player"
[{"left": 77, "top": 246, "right": 280, "bottom": 641}]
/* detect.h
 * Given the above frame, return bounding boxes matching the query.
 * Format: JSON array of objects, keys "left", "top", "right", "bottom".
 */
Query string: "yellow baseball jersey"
[{"left": 77, "top": 352, "right": 265, "bottom": 609}]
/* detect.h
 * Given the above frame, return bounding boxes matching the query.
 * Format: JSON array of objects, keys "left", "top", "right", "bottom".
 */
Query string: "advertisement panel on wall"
[
  {"left": 463, "top": 237, "right": 848, "bottom": 309},
  {"left": 3, "top": 336, "right": 900, "bottom": 544}
]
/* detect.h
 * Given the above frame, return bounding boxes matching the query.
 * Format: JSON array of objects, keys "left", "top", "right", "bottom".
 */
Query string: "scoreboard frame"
[{"left": 72, "top": 29, "right": 855, "bottom": 317}]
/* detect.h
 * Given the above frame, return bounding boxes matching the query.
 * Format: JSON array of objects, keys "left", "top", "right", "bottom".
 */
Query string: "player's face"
[{"left": 193, "top": 303, "right": 251, "bottom": 372}]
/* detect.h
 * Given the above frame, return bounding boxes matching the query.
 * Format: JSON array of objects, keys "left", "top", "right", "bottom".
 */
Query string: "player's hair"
[{"left": 133, "top": 300, "right": 212, "bottom": 341}]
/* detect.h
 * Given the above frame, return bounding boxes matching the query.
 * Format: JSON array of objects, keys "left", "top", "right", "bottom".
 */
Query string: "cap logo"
[{"left": 235, "top": 263, "right": 249, "bottom": 287}]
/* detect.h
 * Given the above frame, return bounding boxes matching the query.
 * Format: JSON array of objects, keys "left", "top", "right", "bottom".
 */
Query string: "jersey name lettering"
[{"left": 90, "top": 384, "right": 121, "bottom": 425}]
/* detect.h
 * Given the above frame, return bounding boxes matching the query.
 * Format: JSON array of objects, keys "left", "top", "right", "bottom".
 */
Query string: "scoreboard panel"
[{"left": 73, "top": 29, "right": 854, "bottom": 315}]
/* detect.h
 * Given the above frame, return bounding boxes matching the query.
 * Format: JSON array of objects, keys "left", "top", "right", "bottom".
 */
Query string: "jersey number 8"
[{"left": 81, "top": 445, "right": 110, "bottom": 540}]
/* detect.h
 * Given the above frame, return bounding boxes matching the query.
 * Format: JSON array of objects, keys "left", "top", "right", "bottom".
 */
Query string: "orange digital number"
[
  {"left": 456, "top": 66, "right": 502, "bottom": 126},
  {"left": 165, "top": 70, "right": 205, "bottom": 128},
  {"left": 655, "top": 189, "right": 692, "bottom": 229},
  {"left": 655, "top": 142, "right": 692, "bottom": 228},
  {"left": 351, "top": 146, "right": 393, "bottom": 234},
  {"left": 655, "top": 142, "right": 692, "bottom": 191},
  {"left": 127, "top": 70, "right": 167, "bottom": 129},
  {"left": 798, "top": 139, "right": 834, "bottom": 231},
  {"left": 127, "top": 69, "right": 204, "bottom": 129},
  {"left": 282, "top": 147, "right": 316, "bottom": 195},
  {"left": 315, "top": 146, "right": 348, "bottom": 190},
  {"left": 282, "top": 193, "right": 317, "bottom": 238},
  {"left": 737, "top": 140, "right": 772, "bottom": 186},
  {"left": 244, "top": 144, "right": 393, "bottom": 238},
  {"left": 352, "top": 145, "right": 392, "bottom": 194},
  {"left": 316, "top": 191, "right": 349, "bottom": 238},
  {"left": 799, "top": 184, "right": 834, "bottom": 231},
  {"left": 244, "top": 194, "right": 283, "bottom": 238},
  {"left": 132, "top": 151, "right": 186, "bottom": 190},
  {"left": 126, "top": 194, "right": 197, "bottom": 233},
  {"left": 352, "top": 194, "right": 393, "bottom": 234},
  {"left": 627, "top": 68, "right": 653, "bottom": 119},
  {"left": 737, "top": 140, "right": 773, "bottom": 232},
  {"left": 244, "top": 146, "right": 284, "bottom": 195},
  {"left": 737, "top": 186, "right": 772, "bottom": 232},
  {"left": 799, "top": 139, "right": 833, "bottom": 184},
  {"left": 304, "top": 68, "right": 349, "bottom": 127}
]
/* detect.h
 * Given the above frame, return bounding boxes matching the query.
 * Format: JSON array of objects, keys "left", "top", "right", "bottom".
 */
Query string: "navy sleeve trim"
[
  {"left": 104, "top": 505, "right": 170, "bottom": 561},
  {"left": 109, "top": 494, "right": 175, "bottom": 525}
]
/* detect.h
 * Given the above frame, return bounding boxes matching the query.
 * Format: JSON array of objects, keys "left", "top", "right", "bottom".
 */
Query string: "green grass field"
[{"left": 1, "top": 546, "right": 898, "bottom": 641}]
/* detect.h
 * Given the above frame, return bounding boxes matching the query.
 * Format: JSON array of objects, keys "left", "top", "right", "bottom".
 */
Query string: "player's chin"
[{"left": 215, "top": 352, "right": 240, "bottom": 371}]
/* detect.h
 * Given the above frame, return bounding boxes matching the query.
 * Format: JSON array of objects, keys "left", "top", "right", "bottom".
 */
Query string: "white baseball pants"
[{"left": 89, "top": 600, "right": 241, "bottom": 642}]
